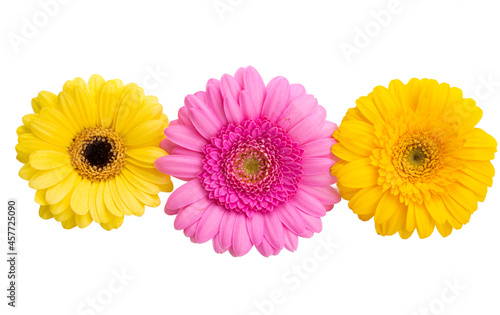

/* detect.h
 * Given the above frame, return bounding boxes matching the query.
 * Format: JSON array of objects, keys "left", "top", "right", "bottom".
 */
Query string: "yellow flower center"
[
  {"left": 242, "top": 156, "right": 262, "bottom": 176},
  {"left": 393, "top": 132, "right": 442, "bottom": 181},
  {"left": 69, "top": 127, "right": 126, "bottom": 181}
]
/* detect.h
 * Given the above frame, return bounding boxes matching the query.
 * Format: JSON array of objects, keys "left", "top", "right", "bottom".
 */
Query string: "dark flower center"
[{"left": 69, "top": 127, "right": 126, "bottom": 181}]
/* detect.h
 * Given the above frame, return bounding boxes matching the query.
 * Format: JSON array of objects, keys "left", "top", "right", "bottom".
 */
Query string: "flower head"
[
  {"left": 16, "top": 75, "right": 172, "bottom": 230},
  {"left": 332, "top": 79, "right": 497, "bottom": 238},
  {"left": 155, "top": 67, "right": 340, "bottom": 256}
]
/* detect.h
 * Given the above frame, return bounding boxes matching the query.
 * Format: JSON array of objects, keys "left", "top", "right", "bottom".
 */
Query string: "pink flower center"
[{"left": 198, "top": 119, "right": 303, "bottom": 216}]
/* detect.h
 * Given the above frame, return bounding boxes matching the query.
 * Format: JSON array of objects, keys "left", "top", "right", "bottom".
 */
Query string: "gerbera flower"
[
  {"left": 155, "top": 66, "right": 340, "bottom": 256},
  {"left": 16, "top": 75, "right": 172, "bottom": 230},
  {"left": 332, "top": 78, "right": 497, "bottom": 238}
]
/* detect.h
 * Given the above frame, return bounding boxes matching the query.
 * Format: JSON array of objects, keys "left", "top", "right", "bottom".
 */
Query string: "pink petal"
[
  {"left": 165, "top": 179, "right": 207, "bottom": 211},
  {"left": 183, "top": 220, "right": 198, "bottom": 237},
  {"left": 299, "top": 184, "right": 341, "bottom": 206},
  {"left": 243, "top": 66, "right": 266, "bottom": 114},
  {"left": 178, "top": 106, "right": 194, "bottom": 128},
  {"left": 240, "top": 90, "right": 259, "bottom": 120},
  {"left": 220, "top": 209, "right": 237, "bottom": 248},
  {"left": 301, "top": 157, "right": 335, "bottom": 175},
  {"left": 172, "top": 146, "right": 205, "bottom": 159},
  {"left": 223, "top": 95, "right": 244, "bottom": 124},
  {"left": 291, "top": 189, "right": 326, "bottom": 217},
  {"left": 300, "top": 211, "right": 322, "bottom": 233},
  {"left": 261, "top": 76, "right": 291, "bottom": 122},
  {"left": 318, "top": 121, "right": 338, "bottom": 139},
  {"left": 289, "top": 84, "right": 306, "bottom": 101},
  {"left": 300, "top": 229, "right": 314, "bottom": 238},
  {"left": 221, "top": 74, "right": 242, "bottom": 101},
  {"left": 184, "top": 94, "right": 205, "bottom": 110},
  {"left": 160, "top": 138, "right": 176, "bottom": 154},
  {"left": 194, "top": 91, "right": 207, "bottom": 103},
  {"left": 300, "top": 138, "right": 336, "bottom": 158},
  {"left": 206, "top": 83, "right": 227, "bottom": 125},
  {"left": 301, "top": 172, "right": 336, "bottom": 186},
  {"left": 275, "top": 203, "right": 306, "bottom": 235},
  {"left": 234, "top": 67, "right": 245, "bottom": 86},
  {"left": 164, "top": 125, "right": 207, "bottom": 152},
  {"left": 277, "top": 95, "right": 318, "bottom": 131},
  {"left": 174, "top": 198, "right": 210, "bottom": 230},
  {"left": 284, "top": 229, "right": 299, "bottom": 252},
  {"left": 287, "top": 106, "right": 326, "bottom": 144},
  {"left": 212, "top": 233, "right": 228, "bottom": 254},
  {"left": 189, "top": 108, "right": 223, "bottom": 140},
  {"left": 264, "top": 211, "right": 285, "bottom": 250},
  {"left": 255, "top": 237, "right": 275, "bottom": 257},
  {"left": 231, "top": 214, "right": 253, "bottom": 257},
  {"left": 247, "top": 211, "right": 264, "bottom": 245},
  {"left": 165, "top": 205, "right": 180, "bottom": 215},
  {"left": 195, "top": 203, "right": 226, "bottom": 243},
  {"left": 155, "top": 155, "right": 202, "bottom": 179}
]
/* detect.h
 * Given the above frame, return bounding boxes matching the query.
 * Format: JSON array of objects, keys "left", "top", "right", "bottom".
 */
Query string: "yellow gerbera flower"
[
  {"left": 16, "top": 75, "right": 173, "bottom": 230},
  {"left": 332, "top": 78, "right": 497, "bottom": 239}
]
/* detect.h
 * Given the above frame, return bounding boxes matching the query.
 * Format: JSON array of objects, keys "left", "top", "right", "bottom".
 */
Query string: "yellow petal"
[
  {"left": 120, "top": 167, "right": 159, "bottom": 194},
  {"left": 19, "top": 163, "right": 37, "bottom": 180},
  {"left": 113, "top": 88, "right": 143, "bottom": 134},
  {"left": 120, "top": 103, "right": 163, "bottom": 135},
  {"left": 126, "top": 147, "right": 167, "bottom": 166},
  {"left": 122, "top": 120, "right": 166, "bottom": 147},
  {"left": 88, "top": 74, "right": 106, "bottom": 106},
  {"left": 46, "top": 171, "right": 79, "bottom": 205},
  {"left": 348, "top": 185, "right": 382, "bottom": 216},
  {"left": 75, "top": 212, "right": 93, "bottom": 228},
  {"left": 96, "top": 181, "right": 116, "bottom": 223},
  {"left": 336, "top": 158, "right": 379, "bottom": 188},
  {"left": 29, "top": 118, "right": 72, "bottom": 147},
  {"left": 104, "top": 181, "right": 128, "bottom": 216},
  {"left": 115, "top": 176, "right": 145, "bottom": 216},
  {"left": 29, "top": 150, "right": 70, "bottom": 170},
  {"left": 39, "top": 107, "right": 77, "bottom": 135},
  {"left": 35, "top": 189, "right": 48, "bottom": 205},
  {"left": 88, "top": 181, "right": 101, "bottom": 223},
  {"left": 124, "top": 164, "right": 171, "bottom": 185},
  {"left": 374, "top": 190, "right": 403, "bottom": 224},
  {"left": 57, "top": 91, "right": 85, "bottom": 133},
  {"left": 423, "top": 194, "right": 447, "bottom": 225},
  {"left": 39, "top": 205, "right": 53, "bottom": 219},
  {"left": 61, "top": 216, "right": 77, "bottom": 229},
  {"left": 414, "top": 202, "right": 435, "bottom": 239},
  {"left": 29, "top": 165, "right": 73, "bottom": 189},
  {"left": 70, "top": 179, "right": 92, "bottom": 215},
  {"left": 99, "top": 79, "right": 124, "bottom": 128}
]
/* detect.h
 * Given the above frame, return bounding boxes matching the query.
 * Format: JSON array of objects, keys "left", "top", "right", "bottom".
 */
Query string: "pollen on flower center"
[
  {"left": 393, "top": 132, "right": 442, "bottom": 181},
  {"left": 69, "top": 127, "right": 126, "bottom": 181}
]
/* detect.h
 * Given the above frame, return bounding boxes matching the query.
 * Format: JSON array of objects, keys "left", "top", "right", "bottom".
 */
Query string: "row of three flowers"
[{"left": 17, "top": 67, "right": 497, "bottom": 256}]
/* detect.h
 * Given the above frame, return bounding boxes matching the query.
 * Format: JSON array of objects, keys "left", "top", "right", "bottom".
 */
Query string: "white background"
[{"left": 1, "top": 0, "right": 499, "bottom": 314}]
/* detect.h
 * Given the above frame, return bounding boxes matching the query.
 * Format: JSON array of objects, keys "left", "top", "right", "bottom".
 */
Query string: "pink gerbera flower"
[{"left": 155, "top": 66, "right": 340, "bottom": 256}]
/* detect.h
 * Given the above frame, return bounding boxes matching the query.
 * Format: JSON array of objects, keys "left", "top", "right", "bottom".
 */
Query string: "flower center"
[
  {"left": 69, "top": 127, "right": 126, "bottom": 181},
  {"left": 393, "top": 132, "right": 442, "bottom": 181},
  {"left": 199, "top": 119, "right": 303, "bottom": 215}
]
